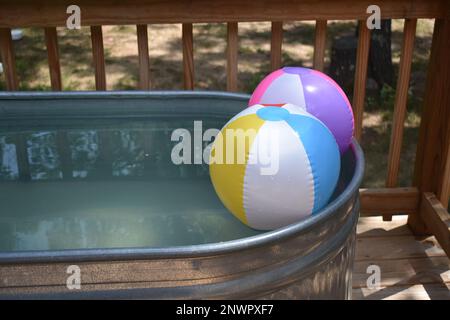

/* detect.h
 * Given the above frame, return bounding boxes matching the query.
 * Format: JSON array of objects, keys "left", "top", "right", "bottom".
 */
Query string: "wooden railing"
[{"left": 0, "top": 0, "right": 449, "bottom": 256}]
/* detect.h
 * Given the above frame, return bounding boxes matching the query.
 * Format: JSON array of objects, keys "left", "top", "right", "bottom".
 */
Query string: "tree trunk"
[
  {"left": 329, "top": 20, "right": 394, "bottom": 92},
  {"left": 367, "top": 20, "right": 394, "bottom": 88}
]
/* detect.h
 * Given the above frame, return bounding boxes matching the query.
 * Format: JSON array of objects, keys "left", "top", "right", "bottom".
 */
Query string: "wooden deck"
[{"left": 354, "top": 215, "right": 450, "bottom": 300}]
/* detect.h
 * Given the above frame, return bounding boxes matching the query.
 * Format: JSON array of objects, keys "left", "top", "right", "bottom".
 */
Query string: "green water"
[{"left": 0, "top": 118, "right": 260, "bottom": 251}]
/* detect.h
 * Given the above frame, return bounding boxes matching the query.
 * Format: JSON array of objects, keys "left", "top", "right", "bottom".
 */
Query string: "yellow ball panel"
[{"left": 209, "top": 114, "right": 265, "bottom": 225}]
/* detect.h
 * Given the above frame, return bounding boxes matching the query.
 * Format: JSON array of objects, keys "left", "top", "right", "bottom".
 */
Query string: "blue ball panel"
[
  {"left": 256, "top": 106, "right": 290, "bottom": 121},
  {"left": 286, "top": 115, "right": 341, "bottom": 213}
]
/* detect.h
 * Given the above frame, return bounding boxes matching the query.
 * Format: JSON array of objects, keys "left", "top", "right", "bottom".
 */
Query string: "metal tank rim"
[{"left": 0, "top": 91, "right": 365, "bottom": 264}]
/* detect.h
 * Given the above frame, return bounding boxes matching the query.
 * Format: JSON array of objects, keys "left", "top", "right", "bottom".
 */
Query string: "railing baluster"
[
  {"left": 270, "top": 21, "right": 283, "bottom": 70},
  {"left": 90, "top": 25, "right": 107, "bottom": 90},
  {"left": 44, "top": 27, "right": 62, "bottom": 91},
  {"left": 384, "top": 18, "right": 417, "bottom": 220},
  {"left": 136, "top": 24, "right": 150, "bottom": 90},
  {"left": 182, "top": 23, "right": 194, "bottom": 90},
  {"left": 226, "top": 22, "right": 238, "bottom": 92},
  {"left": 313, "top": 20, "right": 327, "bottom": 72},
  {"left": 0, "top": 28, "right": 19, "bottom": 90},
  {"left": 352, "top": 21, "right": 371, "bottom": 141}
]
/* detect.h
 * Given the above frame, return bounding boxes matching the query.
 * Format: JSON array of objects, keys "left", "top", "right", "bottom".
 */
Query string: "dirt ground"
[{"left": 0, "top": 19, "right": 436, "bottom": 189}]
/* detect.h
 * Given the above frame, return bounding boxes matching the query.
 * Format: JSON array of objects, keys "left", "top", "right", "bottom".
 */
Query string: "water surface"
[{"left": 0, "top": 117, "right": 260, "bottom": 251}]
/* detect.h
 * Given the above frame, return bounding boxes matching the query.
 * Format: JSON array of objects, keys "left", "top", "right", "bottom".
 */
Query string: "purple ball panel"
[{"left": 292, "top": 68, "right": 353, "bottom": 153}]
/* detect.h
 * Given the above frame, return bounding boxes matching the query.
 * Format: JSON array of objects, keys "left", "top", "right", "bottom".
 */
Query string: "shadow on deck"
[{"left": 354, "top": 216, "right": 450, "bottom": 300}]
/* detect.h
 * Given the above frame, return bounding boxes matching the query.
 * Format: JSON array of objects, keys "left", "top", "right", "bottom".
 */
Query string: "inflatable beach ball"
[
  {"left": 249, "top": 66, "right": 354, "bottom": 154},
  {"left": 209, "top": 104, "right": 340, "bottom": 230}
]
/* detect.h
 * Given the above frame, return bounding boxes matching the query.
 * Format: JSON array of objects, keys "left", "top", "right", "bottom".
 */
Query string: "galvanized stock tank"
[{"left": 0, "top": 91, "right": 364, "bottom": 299}]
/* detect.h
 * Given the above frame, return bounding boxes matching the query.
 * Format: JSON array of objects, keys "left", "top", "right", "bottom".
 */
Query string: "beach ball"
[
  {"left": 249, "top": 66, "right": 354, "bottom": 154},
  {"left": 209, "top": 104, "right": 340, "bottom": 230}
]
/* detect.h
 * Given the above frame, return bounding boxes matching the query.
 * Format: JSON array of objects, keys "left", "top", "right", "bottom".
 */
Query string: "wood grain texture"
[
  {"left": 136, "top": 25, "right": 150, "bottom": 90},
  {"left": 313, "top": 20, "right": 327, "bottom": 72},
  {"left": 352, "top": 21, "right": 371, "bottom": 141},
  {"left": 0, "top": 28, "right": 19, "bottom": 90},
  {"left": 385, "top": 19, "right": 417, "bottom": 187},
  {"left": 90, "top": 26, "right": 107, "bottom": 90},
  {"left": 410, "top": 18, "right": 450, "bottom": 233},
  {"left": 360, "top": 187, "right": 419, "bottom": 216},
  {"left": 356, "top": 235, "right": 446, "bottom": 261},
  {"left": 353, "top": 284, "right": 450, "bottom": 300},
  {"left": 354, "top": 257, "right": 450, "bottom": 288},
  {"left": 420, "top": 193, "right": 450, "bottom": 258},
  {"left": 226, "top": 22, "right": 238, "bottom": 92},
  {"left": 182, "top": 23, "right": 194, "bottom": 90},
  {"left": 270, "top": 21, "right": 283, "bottom": 71},
  {"left": 443, "top": 152, "right": 450, "bottom": 208},
  {"left": 354, "top": 215, "right": 450, "bottom": 300},
  {"left": 357, "top": 215, "right": 413, "bottom": 237},
  {"left": 384, "top": 19, "right": 417, "bottom": 221},
  {"left": 0, "top": 1, "right": 446, "bottom": 27},
  {"left": 44, "top": 27, "right": 62, "bottom": 91}
]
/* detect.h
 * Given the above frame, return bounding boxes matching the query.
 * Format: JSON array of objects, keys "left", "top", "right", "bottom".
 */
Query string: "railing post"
[
  {"left": 226, "top": 22, "right": 238, "bottom": 92},
  {"left": 136, "top": 25, "right": 150, "bottom": 90},
  {"left": 0, "top": 28, "right": 19, "bottom": 90},
  {"left": 44, "top": 27, "right": 62, "bottom": 91},
  {"left": 90, "top": 26, "right": 107, "bottom": 90},
  {"left": 409, "top": 18, "right": 450, "bottom": 235},
  {"left": 384, "top": 18, "right": 417, "bottom": 221},
  {"left": 182, "top": 23, "right": 194, "bottom": 90},
  {"left": 313, "top": 20, "right": 327, "bottom": 72},
  {"left": 352, "top": 21, "right": 371, "bottom": 141},
  {"left": 270, "top": 21, "right": 283, "bottom": 71}
]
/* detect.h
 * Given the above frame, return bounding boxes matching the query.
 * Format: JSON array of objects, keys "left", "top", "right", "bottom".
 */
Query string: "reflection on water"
[
  {"left": 28, "top": 132, "right": 63, "bottom": 180},
  {"left": 0, "top": 119, "right": 260, "bottom": 252},
  {"left": 0, "top": 136, "right": 18, "bottom": 180},
  {"left": 0, "top": 180, "right": 258, "bottom": 251},
  {"left": 70, "top": 130, "right": 98, "bottom": 178}
]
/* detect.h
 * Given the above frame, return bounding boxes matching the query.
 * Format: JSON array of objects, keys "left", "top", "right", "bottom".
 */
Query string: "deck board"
[{"left": 354, "top": 216, "right": 450, "bottom": 300}]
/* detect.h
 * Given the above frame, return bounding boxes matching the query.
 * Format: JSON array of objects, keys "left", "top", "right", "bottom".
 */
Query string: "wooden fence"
[{"left": 0, "top": 0, "right": 449, "bottom": 257}]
